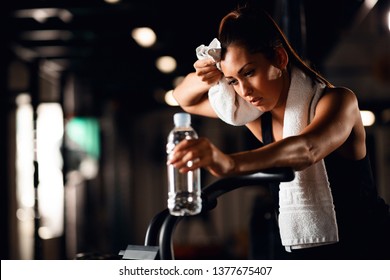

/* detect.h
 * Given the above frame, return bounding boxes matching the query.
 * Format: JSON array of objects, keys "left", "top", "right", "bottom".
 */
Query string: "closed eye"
[
  {"left": 244, "top": 69, "right": 255, "bottom": 77},
  {"left": 226, "top": 78, "right": 238, "bottom": 86},
  {"left": 226, "top": 69, "right": 254, "bottom": 86}
]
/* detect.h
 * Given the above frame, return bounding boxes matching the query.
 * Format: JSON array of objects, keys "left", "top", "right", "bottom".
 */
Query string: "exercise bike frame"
[{"left": 120, "top": 167, "right": 294, "bottom": 260}]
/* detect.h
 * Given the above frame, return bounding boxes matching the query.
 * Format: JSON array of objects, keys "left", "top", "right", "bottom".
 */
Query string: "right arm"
[{"left": 172, "top": 58, "right": 222, "bottom": 118}]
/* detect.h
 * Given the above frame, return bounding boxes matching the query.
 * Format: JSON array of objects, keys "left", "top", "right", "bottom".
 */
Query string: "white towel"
[
  {"left": 195, "top": 38, "right": 262, "bottom": 126},
  {"left": 279, "top": 67, "right": 339, "bottom": 251}
]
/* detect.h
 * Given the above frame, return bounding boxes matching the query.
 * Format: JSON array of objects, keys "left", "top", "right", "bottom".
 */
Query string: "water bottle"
[{"left": 166, "top": 112, "right": 202, "bottom": 216}]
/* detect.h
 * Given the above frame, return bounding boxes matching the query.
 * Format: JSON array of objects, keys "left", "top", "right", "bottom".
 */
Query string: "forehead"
[
  {"left": 222, "top": 45, "right": 250, "bottom": 66},
  {"left": 221, "top": 44, "right": 265, "bottom": 75}
]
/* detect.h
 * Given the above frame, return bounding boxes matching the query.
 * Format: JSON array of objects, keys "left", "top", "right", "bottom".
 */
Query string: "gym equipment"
[{"left": 119, "top": 167, "right": 294, "bottom": 260}]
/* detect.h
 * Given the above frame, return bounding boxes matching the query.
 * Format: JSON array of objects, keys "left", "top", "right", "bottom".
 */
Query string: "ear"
[{"left": 275, "top": 46, "right": 289, "bottom": 70}]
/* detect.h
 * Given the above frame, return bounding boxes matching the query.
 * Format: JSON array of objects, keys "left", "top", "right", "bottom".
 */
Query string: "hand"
[
  {"left": 167, "top": 137, "right": 235, "bottom": 177},
  {"left": 194, "top": 58, "right": 223, "bottom": 86}
]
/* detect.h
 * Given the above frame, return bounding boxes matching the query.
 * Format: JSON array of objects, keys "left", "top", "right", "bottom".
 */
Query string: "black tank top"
[{"left": 260, "top": 112, "right": 390, "bottom": 259}]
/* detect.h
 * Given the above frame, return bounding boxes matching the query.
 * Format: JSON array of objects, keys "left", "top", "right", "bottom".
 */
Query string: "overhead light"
[
  {"left": 14, "top": 8, "right": 73, "bottom": 23},
  {"left": 364, "top": 0, "right": 378, "bottom": 9},
  {"left": 388, "top": 10, "right": 390, "bottom": 32},
  {"left": 57, "top": 9, "right": 73, "bottom": 23},
  {"left": 20, "top": 30, "right": 73, "bottom": 41},
  {"left": 131, "top": 27, "right": 156, "bottom": 48},
  {"left": 156, "top": 56, "right": 177, "bottom": 73},
  {"left": 164, "top": 90, "right": 179, "bottom": 106},
  {"left": 31, "top": 46, "right": 70, "bottom": 57},
  {"left": 360, "top": 110, "right": 376, "bottom": 126},
  {"left": 32, "top": 9, "right": 51, "bottom": 23},
  {"left": 104, "top": 0, "right": 121, "bottom": 3}
]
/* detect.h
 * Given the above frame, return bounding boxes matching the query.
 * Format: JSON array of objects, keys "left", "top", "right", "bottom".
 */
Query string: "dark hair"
[{"left": 218, "top": 5, "right": 332, "bottom": 87}]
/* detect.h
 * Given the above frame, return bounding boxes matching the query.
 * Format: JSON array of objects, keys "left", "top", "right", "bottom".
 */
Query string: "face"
[{"left": 220, "top": 44, "right": 287, "bottom": 112}]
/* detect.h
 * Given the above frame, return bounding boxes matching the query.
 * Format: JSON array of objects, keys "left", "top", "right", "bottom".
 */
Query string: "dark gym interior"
[{"left": 1, "top": 0, "right": 389, "bottom": 260}]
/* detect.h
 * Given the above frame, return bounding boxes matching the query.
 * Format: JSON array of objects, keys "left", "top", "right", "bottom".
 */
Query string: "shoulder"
[
  {"left": 313, "top": 85, "right": 362, "bottom": 127},
  {"left": 319, "top": 86, "right": 360, "bottom": 111},
  {"left": 322, "top": 86, "right": 358, "bottom": 102}
]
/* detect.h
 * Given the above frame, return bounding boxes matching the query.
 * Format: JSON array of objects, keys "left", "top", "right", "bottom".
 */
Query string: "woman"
[{"left": 170, "top": 4, "right": 390, "bottom": 259}]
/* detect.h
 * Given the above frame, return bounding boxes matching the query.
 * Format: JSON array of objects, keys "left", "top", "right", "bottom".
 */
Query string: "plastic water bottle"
[{"left": 166, "top": 113, "right": 202, "bottom": 216}]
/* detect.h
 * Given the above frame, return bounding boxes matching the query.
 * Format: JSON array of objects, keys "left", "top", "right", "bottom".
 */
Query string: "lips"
[{"left": 249, "top": 97, "right": 263, "bottom": 106}]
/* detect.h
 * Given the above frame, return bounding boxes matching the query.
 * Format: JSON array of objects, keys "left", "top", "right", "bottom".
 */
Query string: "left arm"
[{"left": 168, "top": 87, "right": 365, "bottom": 177}]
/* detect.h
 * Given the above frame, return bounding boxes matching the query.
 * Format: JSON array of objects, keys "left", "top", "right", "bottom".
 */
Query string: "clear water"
[
  {"left": 166, "top": 128, "right": 202, "bottom": 216},
  {"left": 167, "top": 190, "right": 202, "bottom": 216}
]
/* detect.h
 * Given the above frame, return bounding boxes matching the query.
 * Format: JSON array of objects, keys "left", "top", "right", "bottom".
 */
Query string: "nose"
[{"left": 238, "top": 81, "right": 252, "bottom": 97}]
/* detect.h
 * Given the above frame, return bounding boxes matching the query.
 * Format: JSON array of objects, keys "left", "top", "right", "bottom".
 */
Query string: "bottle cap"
[{"left": 174, "top": 112, "right": 191, "bottom": 127}]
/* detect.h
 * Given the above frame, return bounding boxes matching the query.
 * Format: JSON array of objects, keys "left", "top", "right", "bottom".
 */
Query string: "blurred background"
[{"left": 1, "top": 0, "right": 389, "bottom": 260}]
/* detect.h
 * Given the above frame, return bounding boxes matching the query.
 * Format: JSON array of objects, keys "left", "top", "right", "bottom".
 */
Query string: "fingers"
[
  {"left": 193, "top": 59, "right": 221, "bottom": 82},
  {"left": 167, "top": 139, "right": 201, "bottom": 165},
  {"left": 167, "top": 138, "right": 211, "bottom": 172},
  {"left": 193, "top": 58, "right": 215, "bottom": 68},
  {"left": 194, "top": 60, "right": 218, "bottom": 74}
]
